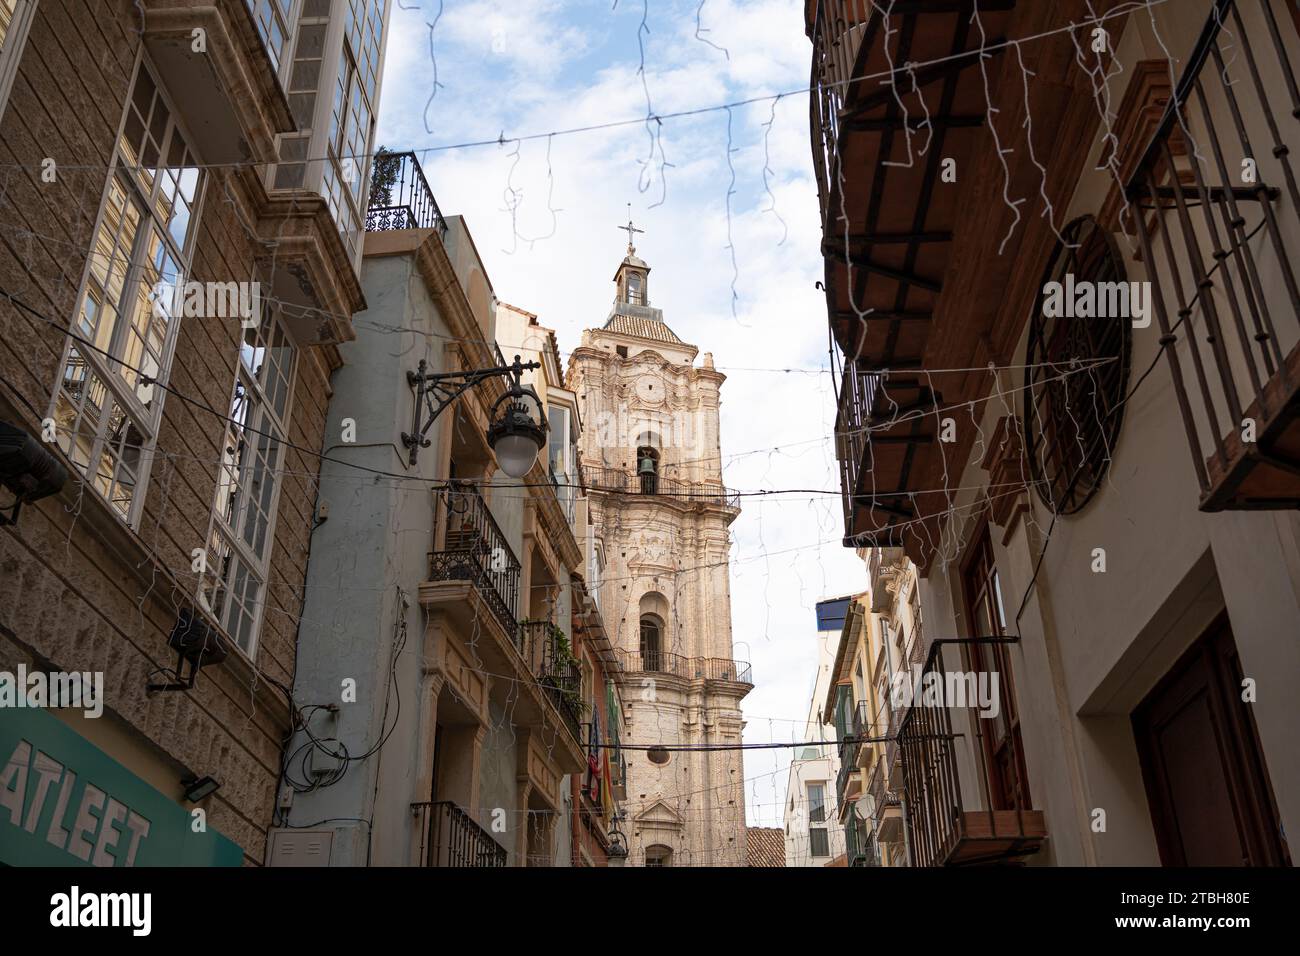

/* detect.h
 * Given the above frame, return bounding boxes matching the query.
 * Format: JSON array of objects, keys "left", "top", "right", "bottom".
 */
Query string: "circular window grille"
[{"left": 1023, "top": 215, "right": 1132, "bottom": 515}]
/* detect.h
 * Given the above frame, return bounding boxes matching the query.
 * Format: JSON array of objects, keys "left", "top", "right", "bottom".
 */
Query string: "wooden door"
[
  {"left": 1132, "top": 615, "right": 1290, "bottom": 866},
  {"left": 962, "top": 529, "right": 1032, "bottom": 811}
]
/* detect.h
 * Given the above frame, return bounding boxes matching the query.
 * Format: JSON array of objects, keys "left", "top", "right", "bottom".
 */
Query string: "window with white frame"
[
  {"left": 808, "top": 827, "right": 830, "bottom": 857},
  {"left": 589, "top": 541, "right": 603, "bottom": 611},
  {"left": 807, "top": 781, "right": 829, "bottom": 857},
  {"left": 200, "top": 307, "right": 295, "bottom": 658},
  {"left": 245, "top": 0, "right": 297, "bottom": 75},
  {"left": 51, "top": 59, "right": 204, "bottom": 524},
  {"left": 0, "top": 0, "right": 37, "bottom": 123},
  {"left": 548, "top": 403, "right": 577, "bottom": 523},
  {"left": 320, "top": 0, "right": 384, "bottom": 262},
  {"left": 807, "top": 782, "right": 826, "bottom": 823}
]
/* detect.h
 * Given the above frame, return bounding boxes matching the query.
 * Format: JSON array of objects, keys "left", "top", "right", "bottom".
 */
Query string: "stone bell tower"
[{"left": 567, "top": 218, "right": 751, "bottom": 866}]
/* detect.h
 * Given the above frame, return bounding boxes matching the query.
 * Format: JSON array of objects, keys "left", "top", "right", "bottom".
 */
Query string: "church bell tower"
[{"left": 567, "top": 215, "right": 751, "bottom": 867}]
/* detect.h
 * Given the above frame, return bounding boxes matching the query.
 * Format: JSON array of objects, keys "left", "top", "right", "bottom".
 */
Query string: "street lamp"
[
  {"left": 486, "top": 376, "right": 548, "bottom": 480},
  {"left": 182, "top": 775, "right": 221, "bottom": 802},
  {"left": 607, "top": 811, "right": 629, "bottom": 868},
  {"left": 0, "top": 420, "right": 68, "bottom": 526},
  {"left": 401, "top": 354, "right": 546, "bottom": 475}
]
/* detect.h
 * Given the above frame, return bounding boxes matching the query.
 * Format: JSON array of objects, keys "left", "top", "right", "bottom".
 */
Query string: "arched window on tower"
[
  {"left": 636, "top": 445, "right": 659, "bottom": 494},
  {"left": 627, "top": 271, "right": 643, "bottom": 305},
  {"left": 640, "top": 613, "right": 662, "bottom": 671}
]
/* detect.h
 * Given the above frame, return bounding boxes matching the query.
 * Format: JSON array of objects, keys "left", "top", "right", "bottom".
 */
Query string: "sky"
[{"left": 373, "top": 0, "right": 868, "bottom": 828}]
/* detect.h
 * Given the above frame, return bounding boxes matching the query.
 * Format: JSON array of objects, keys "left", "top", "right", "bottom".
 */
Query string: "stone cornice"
[{"left": 256, "top": 188, "right": 365, "bottom": 336}]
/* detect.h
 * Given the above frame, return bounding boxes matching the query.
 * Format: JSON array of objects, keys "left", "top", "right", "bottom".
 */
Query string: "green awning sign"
[{"left": 0, "top": 707, "right": 243, "bottom": 867}]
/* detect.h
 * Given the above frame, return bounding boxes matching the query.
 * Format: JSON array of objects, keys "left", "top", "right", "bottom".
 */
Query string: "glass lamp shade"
[
  {"left": 492, "top": 431, "right": 541, "bottom": 479},
  {"left": 488, "top": 400, "right": 547, "bottom": 479}
]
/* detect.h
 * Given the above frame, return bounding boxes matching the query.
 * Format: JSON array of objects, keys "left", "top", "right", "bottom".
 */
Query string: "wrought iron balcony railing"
[
  {"left": 430, "top": 481, "right": 520, "bottom": 637},
  {"left": 618, "top": 647, "right": 753, "bottom": 685},
  {"left": 868, "top": 752, "right": 885, "bottom": 809},
  {"left": 846, "top": 817, "right": 879, "bottom": 867},
  {"left": 808, "top": 1, "right": 874, "bottom": 226},
  {"left": 520, "top": 620, "right": 584, "bottom": 743},
  {"left": 583, "top": 465, "right": 740, "bottom": 510},
  {"left": 898, "top": 638, "right": 1047, "bottom": 867},
  {"left": 1125, "top": 0, "right": 1300, "bottom": 511},
  {"left": 367, "top": 150, "right": 447, "bottom": 234},
  {"left": 867, "top": 689, "right": 907, "bottom": 779},
  {"left": 851, "top": 840, "right": 880, "bottom": 867},
  {"left": 834, "top": 358, "right": 882, "bottom": 534},
  {"left": 906, "top": 621, "right": 925, "bottom": 667},
  {"left": 411, "top": 801, "right": 507, "bottom": 867},
  {"left": 836, "top": 700, "right": 880, "bottom": 804},
  {"left": 836, "top": 754, "right": 858, "bottom": 807},
  {"left": 851, "top": 698, "right": 873, "bottom": 740}
]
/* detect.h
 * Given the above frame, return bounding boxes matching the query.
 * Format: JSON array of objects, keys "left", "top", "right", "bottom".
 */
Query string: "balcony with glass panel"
[{"left": 139, "top": 0, "right": 295, "bottom": 164}]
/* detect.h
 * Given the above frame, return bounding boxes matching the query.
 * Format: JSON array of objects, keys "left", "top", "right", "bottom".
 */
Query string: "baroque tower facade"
[{"left": 568, "top": 232, "right": 751, "bottom": 866}]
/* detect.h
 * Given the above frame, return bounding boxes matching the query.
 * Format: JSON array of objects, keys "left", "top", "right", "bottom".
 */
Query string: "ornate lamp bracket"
[{"left": 401, "top": 356, "right": 542, "bottom": 466}]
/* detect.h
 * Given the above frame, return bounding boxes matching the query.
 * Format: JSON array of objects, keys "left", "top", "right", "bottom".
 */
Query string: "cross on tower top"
[{"left": 619, "top": 203, "right": 644, "bottom": 255}]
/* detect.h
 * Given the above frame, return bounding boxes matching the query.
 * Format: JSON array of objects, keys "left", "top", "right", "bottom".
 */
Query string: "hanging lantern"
[{"left": 487, "top": 374, "right": 547, "bottom": 480}]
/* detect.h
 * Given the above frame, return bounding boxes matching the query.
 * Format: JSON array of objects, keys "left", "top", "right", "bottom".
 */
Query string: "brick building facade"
[{"left": 0, "top": 0, "right": 388, "bottom": 865}]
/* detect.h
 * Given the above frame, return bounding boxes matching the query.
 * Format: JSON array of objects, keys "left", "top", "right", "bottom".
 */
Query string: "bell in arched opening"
[{"left": 636, "top": 446, "right": 659, "bottom": 494}]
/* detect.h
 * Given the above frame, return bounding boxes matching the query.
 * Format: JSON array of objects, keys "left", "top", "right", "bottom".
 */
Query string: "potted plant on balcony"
[{"left": 539, "top": 623, "right": 585, "bottom": 722}]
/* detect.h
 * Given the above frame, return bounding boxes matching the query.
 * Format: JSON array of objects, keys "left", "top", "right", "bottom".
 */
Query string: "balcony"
[
  {"left": 883, "top": 699, "right": 907, "bottom": 787},
  {"left": 898, "top": 639, "right": 1046, "bottom": 866},
  {"left": 835, "top": 360, "right": 880, "bottom": 539},
  {"left": 141, "top": 0, "right": 293, "bottom": 164},
  {"left": 367, "top": 151, "right": 448, "bottom": 235},
  {"left": 854, "top": 699, "right": 879, "bottom": 767},
  {"left": 412, "top": 801, "right": 507, "bottom": 867},
  {"left": 906, "top": 620, "right": 925, "bottom": 667},
  {"left": 520, "top": 620, "right": 585, "bottom": 744},
  {"left": 422, "top": 490, "right": 583, "bottom": 775},
  {"left": 429, "top": 482, "right": 521, "bottom": 637},
  {"left": 846, "top": 819, "right": 879, "bottom": 867},
  {"left": 812, "top": 1, "right": 1132, "bottom": 566},
  {"left": 869, "top": 754, "right": 904, "bottom": 845},
  {"left": 1123, "top": 0, "right": 1300, "bottom": 510},
  {"left": 836, "top": 756, "right": 860, "bottom": 810},
  {"left": 619, "top": 648, "right": 753, "bottom": 685},
  {"left": 868, "top": 546, "right": 906, "bottom": 613},
  {"left": 584, "top": 465, "right": 740, "bottom": 511}
]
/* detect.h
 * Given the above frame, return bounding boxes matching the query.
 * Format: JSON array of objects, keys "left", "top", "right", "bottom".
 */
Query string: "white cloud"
[{"left": 439, "top": 0, "right": 592, "bottom": 76}]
